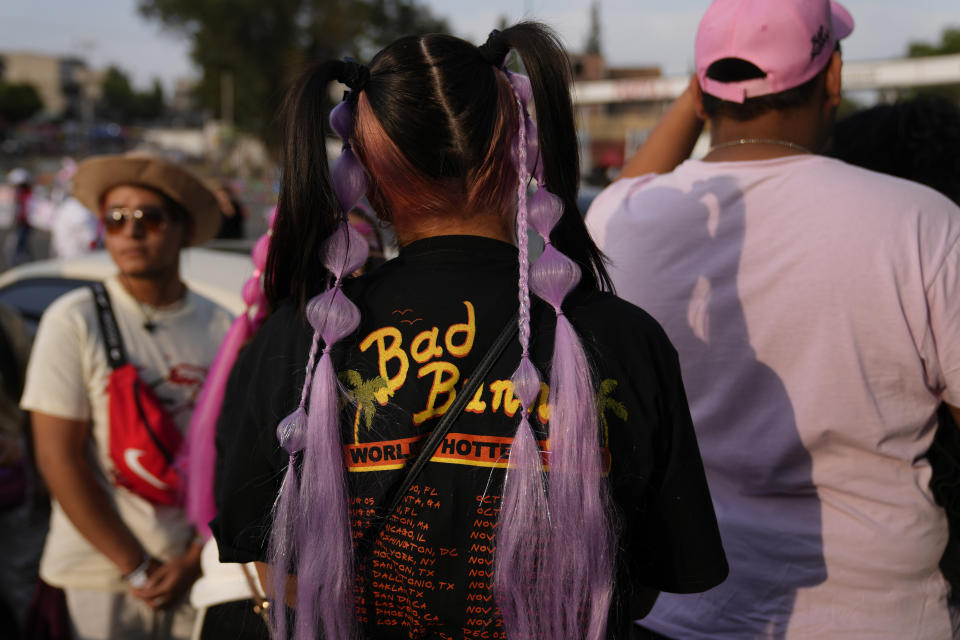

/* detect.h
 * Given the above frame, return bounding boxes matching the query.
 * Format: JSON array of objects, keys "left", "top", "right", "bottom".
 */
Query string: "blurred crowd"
[{"left": 0, "top": 158, "right": 282, "bottom": 272}]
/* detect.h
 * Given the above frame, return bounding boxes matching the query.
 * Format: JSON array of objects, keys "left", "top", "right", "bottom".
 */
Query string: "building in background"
[
  {"left": 0, "top": 51, "right": 103, "bottom": 121},
  {"left": 170, "top": 78, "right": 201, "bottom": 119},
  {"left": 570, "top": 51, "right": 669, "bottom": 183},
  {"left": 568, "top": 2, "right": 673, "bottom": 183}
]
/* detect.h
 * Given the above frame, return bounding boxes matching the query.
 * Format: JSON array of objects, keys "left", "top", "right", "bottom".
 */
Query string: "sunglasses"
[{"left": 103, "top": 206, "right": 172, "bottom": 235}]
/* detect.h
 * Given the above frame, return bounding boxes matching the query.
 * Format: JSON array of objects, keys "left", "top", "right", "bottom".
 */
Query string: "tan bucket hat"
[{"left": 73, "top": 153, "right": 222, "bottom": 245}]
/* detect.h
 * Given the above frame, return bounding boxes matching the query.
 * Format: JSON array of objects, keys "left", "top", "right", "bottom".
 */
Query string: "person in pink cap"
[{"left": 586, "top": 1, "right": 960, "bottom": 638}]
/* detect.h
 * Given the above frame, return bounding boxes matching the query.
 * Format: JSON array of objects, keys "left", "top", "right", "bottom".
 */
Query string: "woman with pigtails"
[{"left": 211, "top": 22, "right": 727, "bottom": 640}]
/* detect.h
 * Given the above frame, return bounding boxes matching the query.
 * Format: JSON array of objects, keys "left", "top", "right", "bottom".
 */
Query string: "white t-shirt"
[
  {"left": 189, "top": 538, "right": 261, "bottom": 610},
  {"left": 587, "top": 156, "right": 960, "bottom": 639},
  {"left": 21, "top": 275, "right": 232, "bottom": 591}
]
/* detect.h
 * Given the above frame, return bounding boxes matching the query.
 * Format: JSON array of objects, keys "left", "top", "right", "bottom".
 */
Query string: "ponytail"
[
  {"left": 266, "top": 60, "right": 371, "bottom": 640},
  {"left": 498, "top": 23, "right": 613, "bottom": 293},
  {"left": 265, "top": 61, "right": 344, "bottom": 310},
  {"left": 491, "top": 23, "right": 617, "bottom": 640}
]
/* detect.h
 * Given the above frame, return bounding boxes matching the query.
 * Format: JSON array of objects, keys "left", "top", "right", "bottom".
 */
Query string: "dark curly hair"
[{"left": 829, "top": 96, "right": 960, "bottom": 206}]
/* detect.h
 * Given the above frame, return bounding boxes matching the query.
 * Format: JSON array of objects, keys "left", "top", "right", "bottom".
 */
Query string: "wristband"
[{"left": 122, "top": 554, "right": 152, "bottom": 589}]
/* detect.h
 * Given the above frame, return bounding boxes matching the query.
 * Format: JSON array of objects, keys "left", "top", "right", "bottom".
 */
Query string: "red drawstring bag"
[{"left": 90, "top": 284, "right": 183, "bottom": 506}]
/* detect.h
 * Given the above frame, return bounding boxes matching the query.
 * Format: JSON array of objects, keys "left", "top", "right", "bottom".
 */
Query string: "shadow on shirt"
[{"left": 614, "top": 176, "right": 827, "bottom": 638}]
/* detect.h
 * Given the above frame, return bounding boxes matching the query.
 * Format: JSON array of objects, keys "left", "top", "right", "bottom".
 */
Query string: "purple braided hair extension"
[
  {"left": 506, "top": 73, "right": 541, "bottom": 182},
  {"left": 270, "top": 402, "right": 306, "bottom": 640},
  {"left": 494, "top": 67, "right": 615, "bottom": 639},
  {"left": 268, "top": 268, "right": 320, "bottom": 640},
  {"left": 494, "top": 74, "right": 549, "bottom": 639},
  {"left": 268, "top": 93, "right": 371, "bottom": 640},
  {"left": 295, "top": 283, "right": 359, "bottom": 640},
  {"left": 529, "top": 192, "right": 615, "bottom": 640}
]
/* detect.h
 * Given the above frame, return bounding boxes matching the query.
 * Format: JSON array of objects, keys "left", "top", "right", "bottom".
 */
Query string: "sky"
[{"left": 0, "top": 0, "right": 957, "bottom": 93}]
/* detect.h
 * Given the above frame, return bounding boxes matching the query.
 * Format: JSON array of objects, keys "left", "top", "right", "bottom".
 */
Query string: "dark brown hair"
[
  {"left": 701, "top": 57, "right": 828, "bottom": 121},
  {"left": 265, "top": 25, "right": 611, "bottom": 309}
]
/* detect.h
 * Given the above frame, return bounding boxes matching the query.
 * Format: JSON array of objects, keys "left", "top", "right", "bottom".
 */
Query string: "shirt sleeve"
[
  {"left": 20, "top": 295, "right": 92, "bottom": 421},
  {"left": 585, "top": 175, "right": 657, "bottom": 249},
  {"left": 585, "top": 178, "right": 635, "bottom": 248},
  {"left": 620, "top": 338, "right": 728, "bottom": 595},
  {"left": 928, "top": 236, "right": 960, "bottom": 407},
  {"left": 211, "top": 305, "right": 307, "bottom": 563}
]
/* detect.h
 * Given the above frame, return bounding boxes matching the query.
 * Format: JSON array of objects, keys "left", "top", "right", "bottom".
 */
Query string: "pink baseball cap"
[{"left": 696, "top": 0, "right": 854, "bottom": 103}]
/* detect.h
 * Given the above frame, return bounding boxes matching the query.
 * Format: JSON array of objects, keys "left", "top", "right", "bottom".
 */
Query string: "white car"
[{"left": 0, "top": 248, "right": 252, "bottom": 332}]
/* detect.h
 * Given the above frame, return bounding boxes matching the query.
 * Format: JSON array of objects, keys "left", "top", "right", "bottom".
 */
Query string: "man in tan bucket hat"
[{"left": 20, "top": 153, "right": 232, "bottom": 639}]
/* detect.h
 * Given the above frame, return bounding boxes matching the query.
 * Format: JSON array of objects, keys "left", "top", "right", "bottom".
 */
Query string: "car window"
[{"left": 0, "top": 277, "right": 97, "bottom": 332}]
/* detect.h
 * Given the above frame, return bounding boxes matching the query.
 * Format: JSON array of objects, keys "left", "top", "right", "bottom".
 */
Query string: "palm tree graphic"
[
  {"left": 596, "top": 378, "right": 628, "bottom": 447},
  {"left": 340, "top": 370, "right": 391, "bottom": 444}
]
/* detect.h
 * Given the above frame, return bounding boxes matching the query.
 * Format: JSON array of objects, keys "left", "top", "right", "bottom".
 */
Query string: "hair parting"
[{"left": 351, "top": 75, "right": 517, "bottom": 224}]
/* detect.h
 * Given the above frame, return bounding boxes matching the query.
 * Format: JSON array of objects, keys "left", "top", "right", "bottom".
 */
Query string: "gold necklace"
[{"left": 709, "top": 138, "right": 812, "bottom": 155}]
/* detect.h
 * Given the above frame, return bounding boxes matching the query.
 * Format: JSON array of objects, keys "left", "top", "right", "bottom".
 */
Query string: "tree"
[
  {"left": 137, "top": 0, "right": 449, "bottom": 141},
  {"left": 98, "top": 66, "right": 166, "bottom": 123},
  {"left": 99, "top": 66, "right": 136, "bottom": 121},
  {"left": 905, "top": 27, "right": 960, "bottom": 102},
  {"left": 0, "top": 82, "right": 43, "bottom": 125},
  {"left": 136, "top": 80, "right": 166, "bottom": 121},
  {"left": 596, "top": 378, "right": 627, "bottom": 448},
  {"left": 339, "top": 369, "right": 392, "bottom": 444},
  {"left": 363, "top": 0, "right": 448, "bottom": 52},
  {"left": 907, "top": 27, "right": 960, "bottom": 58}
]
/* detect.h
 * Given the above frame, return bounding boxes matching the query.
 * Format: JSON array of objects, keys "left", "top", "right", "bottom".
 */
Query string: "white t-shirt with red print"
[{"left": 21, "top": 275, "right": 231, "bottom": 591}]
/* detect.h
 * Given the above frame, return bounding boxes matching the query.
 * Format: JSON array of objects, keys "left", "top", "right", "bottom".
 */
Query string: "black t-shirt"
[{"left": 212, "top": 235, "right": 727, "bottom": 639}]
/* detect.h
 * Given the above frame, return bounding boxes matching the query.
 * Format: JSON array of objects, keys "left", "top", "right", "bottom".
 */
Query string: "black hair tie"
[
  {"left": 338, "top": 58, "right": 370, "bottom": 92},
  {"left": 478, "top": 29, "right": 510, "bottom": 67}
]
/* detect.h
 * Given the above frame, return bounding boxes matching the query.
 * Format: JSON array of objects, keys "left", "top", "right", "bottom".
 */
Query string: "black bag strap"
[
  {"left": 89, "top": 283, "right": 128, "bottom": 369},
  {"left": 90, "top": 285, "right": 176, "bottom": 466},
  {"left": 359, "top": 312, "right": 519, "bottom": 555}
]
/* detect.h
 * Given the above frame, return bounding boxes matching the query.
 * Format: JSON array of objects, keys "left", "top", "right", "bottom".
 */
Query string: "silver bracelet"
[{"left": 122, "top": 554, "right": 152, "bottom": 589}]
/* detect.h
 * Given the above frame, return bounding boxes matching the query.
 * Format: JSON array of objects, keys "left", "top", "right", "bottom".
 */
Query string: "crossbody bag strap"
[
  {"left": 91, "top": 283, "right": 175, "bottom": 466},
  {"left": 359, "top": 312, "right": 519, "bottom": 556},
  {"left": 89, "top": 283, "right": 128, "bottom": 369},
  {"left": 239, "top": 563, "right": 275, "bottom": 639}
]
